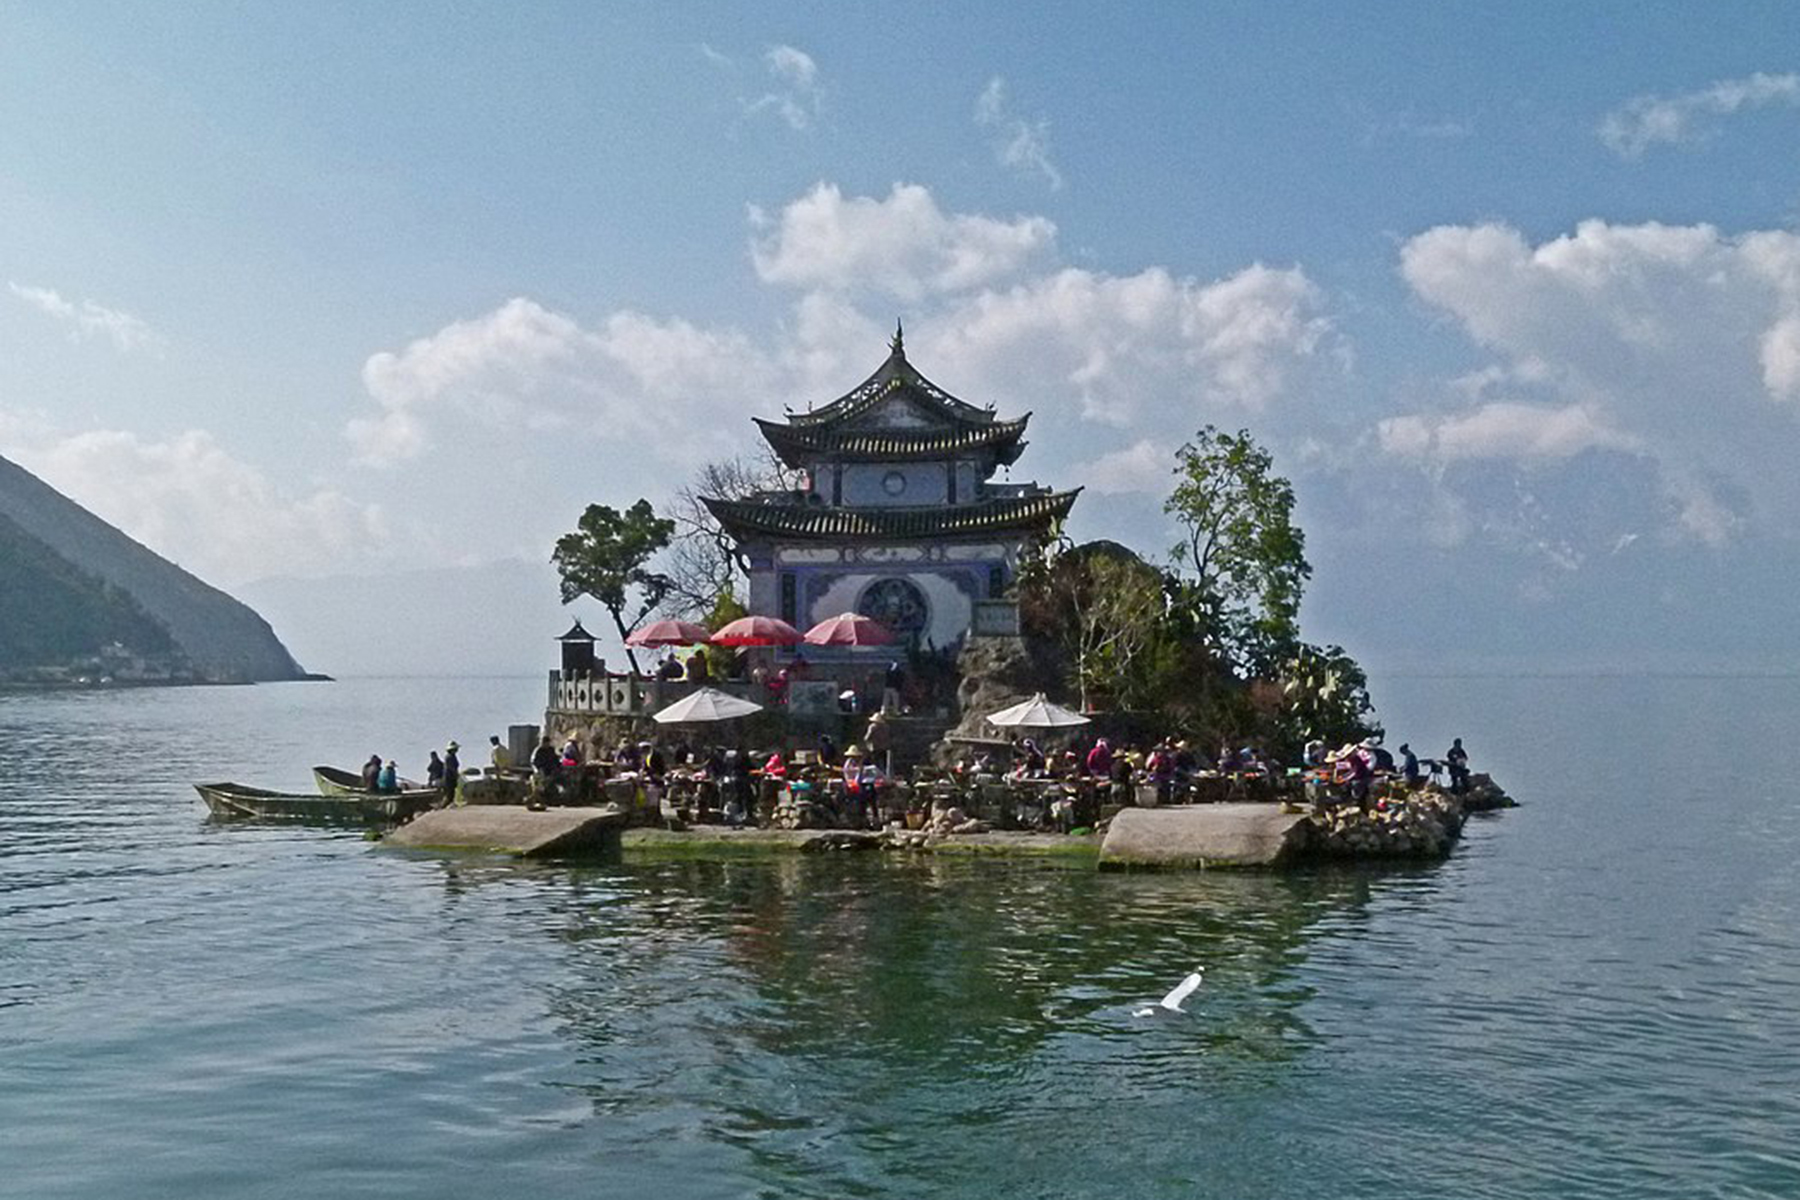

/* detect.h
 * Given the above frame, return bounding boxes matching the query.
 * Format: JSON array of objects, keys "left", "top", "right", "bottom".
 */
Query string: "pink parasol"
[
  {"left": 802, "top": 612, "right": 896, "bottom": 647},
  {"left": 626, "top": 619, "right": 713, "bottom": 648},
  {"left": 709, "top": 615, "right": 805, "bottom": 647}
]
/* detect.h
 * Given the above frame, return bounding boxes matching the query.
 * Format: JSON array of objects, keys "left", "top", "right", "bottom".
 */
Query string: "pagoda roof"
[
  {"left": 557, "top": 618, "right": 595, "bottom": 642},
  {"left": 703, "top": 489, "right": 1081, "bottom": 543},
  {"left": 754, "top": 415, "right": 1030, "bottom": 468},
  {"left": 784, "top": 327, "right": 998, "bottom": 432}
]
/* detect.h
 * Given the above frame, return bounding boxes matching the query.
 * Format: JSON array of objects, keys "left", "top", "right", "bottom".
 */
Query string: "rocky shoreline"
[
  {"left": 1304, "top": 774, "right": 1515, "bottom": 860},
  {"left": 607, "top": 774, "right": 1516, "bottom": 869}
]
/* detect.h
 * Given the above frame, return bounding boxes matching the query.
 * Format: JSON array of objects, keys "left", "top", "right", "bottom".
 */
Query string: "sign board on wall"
[
  {"left": 787, "top": 680, "right": 842, "bottom": 719},
  {"left": 973, "top": 600, "right": 1020, "bottom": 637}
]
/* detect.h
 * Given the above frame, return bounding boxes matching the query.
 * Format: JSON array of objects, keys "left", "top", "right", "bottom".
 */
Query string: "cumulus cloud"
[
  {"left": 348, "top": 184, "right": 1342, "bottom": 511},
  {"left": 1396, "top": 218, "right": 1800, "bottom": 542},
  {"left": 926, "top": 262, "right": 1337, "bottom": 426},
  {"left": 974, "top": 77, "right": 1064, "bottom": 190},
  {"left": 351, "top": 297, "right": 584, "bottom": 459},
  {"left": 745, "top": 44, "right": 822, "bottom": 131},
  {"left": 1599, "top": 71, "right": 1800, "bottom": 157},
  {"left": 348, "top": 296, "right": 776, "bottom": 466},
  {"left": 750, "top": 182, "right": 1057, "bottom": 299},
  {"left": 9, "top": 282, "right": 164, "bottom": 353},
  {"left": 1, "top": 421, "right": 388, "bottom": 586}
]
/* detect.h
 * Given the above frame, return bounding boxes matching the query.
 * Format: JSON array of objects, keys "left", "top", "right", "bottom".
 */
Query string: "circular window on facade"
[
  {"left": 858, "top": 577, "right": 929, "bottom": 645},
  {"left": 882, "top": 470, "right": 907, "bottom": 496}
]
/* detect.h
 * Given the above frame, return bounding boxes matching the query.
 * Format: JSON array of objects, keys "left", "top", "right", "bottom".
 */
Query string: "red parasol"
[
  {"left": 626, "top": 619, "right": 713, "bottom": 648},
  {"left": 802, "top": 612, "right": 896, "bottom": 647},
  {"left": 709, "top": 615, "right": 805, "bottom": 646}
]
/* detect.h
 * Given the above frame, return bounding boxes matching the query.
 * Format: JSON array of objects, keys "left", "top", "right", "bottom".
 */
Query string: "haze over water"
[{"left": 4, "top": 674, "right": 1798, "bottom": 1198}]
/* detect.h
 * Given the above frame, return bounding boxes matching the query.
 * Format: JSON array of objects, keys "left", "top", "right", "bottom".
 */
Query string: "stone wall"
[{"left": 1303, "top": 774, "right": 1514, "bottom": 860}]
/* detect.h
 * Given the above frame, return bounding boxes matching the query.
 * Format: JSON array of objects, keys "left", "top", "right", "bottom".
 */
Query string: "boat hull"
[
  {"left": 313, "top": 765, "right": 428, "bottom": 796},
  {"left": 196, "top": 782, "right": 440, "bottom": 825}
]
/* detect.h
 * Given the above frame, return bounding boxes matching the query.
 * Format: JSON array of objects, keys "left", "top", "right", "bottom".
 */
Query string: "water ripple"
[{"left": 3, "top": 678, "right": 1800, "bottom": 1198}]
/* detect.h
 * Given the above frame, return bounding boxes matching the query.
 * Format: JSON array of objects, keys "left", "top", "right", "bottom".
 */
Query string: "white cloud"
[
  {"left": 1351, "top": 102, "right": 1472, "bottom": 144},
  {"left": 348, "top": 296, "right": 776, "bottom": 467},
  {"left": 8, "top": 282, "right": 165, "bottom": 353},
  {"left": 1599, "top": 71, "right": 1800, "bottom": 157},
  {"left": 750, "top": 182, "right": 1057, "bottom": 299},
  {"left": 1073, "top": 439, "right": 1171, "bottom": 495},
  {"left": 352, "top": 297, "right": 584, "bottom": 459},
  {"left": 1, "top": 421, "right": 388, "bottom": 587},
  {"left": 1397, "top": 218, "right": 1800, "bottom": 541},
  {"left": 974, "top": 77, "right": 1064, "bottom": 190},
  {"left": 926, "top": 261, "right": 1336, "bottom": 425},
  {"left": 1760, "top": 314, "right": 1800, "bottom": 399},
  {"left": 745, "top": 44, "right": 822, "bottom": 131},
  {"left": 1378, "top": 403, "right": 1639, "bottom": 463},
  {"left": 346, "top": 184, "right": 1341, "bottom": 518}
]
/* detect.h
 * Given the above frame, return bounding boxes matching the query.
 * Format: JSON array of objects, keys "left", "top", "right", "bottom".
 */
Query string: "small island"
[{"left": 395, "top": 329, "right": 1514, "bottom": 871}]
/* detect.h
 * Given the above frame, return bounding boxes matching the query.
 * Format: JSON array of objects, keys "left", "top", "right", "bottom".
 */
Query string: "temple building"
[{"left": 703, "top": 327, "right": 1079, "bottom": 654}]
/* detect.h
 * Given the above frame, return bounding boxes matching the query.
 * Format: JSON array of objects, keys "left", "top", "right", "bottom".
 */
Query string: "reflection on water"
[{"left": 3, "top": 677, "right": 1800, "bottom": 1198}]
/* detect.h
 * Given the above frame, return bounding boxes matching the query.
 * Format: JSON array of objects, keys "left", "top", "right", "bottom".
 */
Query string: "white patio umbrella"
[
  {"left": 652, "top": 687, "right": 765, "bottom": 725},
  {"left": 985, "top": 693, "right": 1091, "bottom": 730}
]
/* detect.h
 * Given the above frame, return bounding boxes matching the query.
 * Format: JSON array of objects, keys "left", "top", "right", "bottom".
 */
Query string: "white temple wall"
[
  {"left": 809, "top": 571, "right": 974, "bottom": 650},
  {"left": 839, "top": 462, "right": 948, "bottom": 506}
]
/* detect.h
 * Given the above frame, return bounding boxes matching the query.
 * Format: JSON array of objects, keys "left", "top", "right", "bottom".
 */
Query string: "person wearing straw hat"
[
  {"left": 840, "top": 744, "right": 866, "bottom": 825},
  {"left": 442, "top": 741, "right": 461, "bottom": 805}
]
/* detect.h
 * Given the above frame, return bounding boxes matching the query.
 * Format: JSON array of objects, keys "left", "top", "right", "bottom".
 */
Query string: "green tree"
[
  {"left": 1165, "top": 426, "right": 1310, "bottom": 675},
  {"left": 1018, "top": 539, "right": 1171, "bottom": 712},
  {"left": 552, "top": 499, "right": 675, "bottom": 674},
  {"left": 1275, "top": 642, "right": 1381, "bottom": 755}
]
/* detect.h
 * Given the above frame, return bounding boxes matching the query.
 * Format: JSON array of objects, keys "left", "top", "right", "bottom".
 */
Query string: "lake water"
[{"left": 3, "top": 674, "right": 1798, "bottom": 1198}]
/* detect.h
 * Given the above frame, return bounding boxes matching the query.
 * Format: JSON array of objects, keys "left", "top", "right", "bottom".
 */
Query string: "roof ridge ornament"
[{"left": 890, "top": 319, "right": 905, "bottom": 359}]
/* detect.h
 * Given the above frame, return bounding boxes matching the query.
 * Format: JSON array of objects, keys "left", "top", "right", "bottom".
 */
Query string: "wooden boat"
[
  {"left": 195, "top": 781, "right": 440, "bottom": 824},
  {"left": 313, "top": 764, "right": 427, "bottom": 796}
]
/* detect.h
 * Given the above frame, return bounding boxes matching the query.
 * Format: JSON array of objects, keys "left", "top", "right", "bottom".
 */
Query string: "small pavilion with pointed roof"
[{"left": 703, "top": 325, "right": 1079, "bottom": 655}]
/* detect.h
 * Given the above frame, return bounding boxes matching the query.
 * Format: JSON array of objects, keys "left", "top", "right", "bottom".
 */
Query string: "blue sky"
[{"left": 7, "top": 3, "right": 1800, "bottom": 673}]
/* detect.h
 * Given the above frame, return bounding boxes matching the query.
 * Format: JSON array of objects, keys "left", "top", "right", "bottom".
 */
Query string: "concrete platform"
[
  {"left": 1098, "top": 803, "right": 1312, "bottom": 869},
  {"left": 384, "top": 805, "right": 627, "bottom": 858}
]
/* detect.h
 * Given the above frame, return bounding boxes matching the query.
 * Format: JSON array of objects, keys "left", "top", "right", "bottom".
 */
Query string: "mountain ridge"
[{"left": 0, "top": 454, "right": 306, "bottom": 682}]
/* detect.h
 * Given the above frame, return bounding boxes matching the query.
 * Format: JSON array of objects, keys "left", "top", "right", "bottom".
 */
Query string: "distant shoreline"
[{"left": 0, "top": 673, "right": 332, "bottom": 694}]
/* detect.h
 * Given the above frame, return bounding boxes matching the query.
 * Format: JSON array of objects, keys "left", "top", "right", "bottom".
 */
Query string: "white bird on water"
[{"left": 1133, "top": 967, "right": 1204, "bottom": 1018}]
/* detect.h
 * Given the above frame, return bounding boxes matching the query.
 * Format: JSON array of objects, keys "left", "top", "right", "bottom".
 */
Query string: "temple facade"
[{"left": 703, "top": 327, "right": 1079, "bottom": 655}]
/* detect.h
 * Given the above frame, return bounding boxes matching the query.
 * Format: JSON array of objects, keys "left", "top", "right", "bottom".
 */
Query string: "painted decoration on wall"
[{"left": 857, "top": 577, "right": 930, "bottom": 646}]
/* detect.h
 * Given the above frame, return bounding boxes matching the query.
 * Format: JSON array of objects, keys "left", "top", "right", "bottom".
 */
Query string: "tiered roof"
[
  {"left": 707, "top": 326, "right": 1074, "bottom": 546},
  {"left": 701, "top": 490, "right": 1079, "bottom": 542},
  {"left": 755, "top": 415, "right": 1030, "bottom": 468},
  {"left": 765, "top": 326, "right": 1030, "bottom": 470}
]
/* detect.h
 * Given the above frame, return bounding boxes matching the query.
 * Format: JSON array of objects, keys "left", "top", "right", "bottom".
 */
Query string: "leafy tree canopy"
[
  {"left": 552, "top": 499, "right": 675, "bottom": 672},
  {"left": 1165, "top": 426, "right": 1311, "bottom": 676}
]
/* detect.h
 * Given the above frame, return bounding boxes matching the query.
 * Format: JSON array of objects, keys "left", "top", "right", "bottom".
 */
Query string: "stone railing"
[{"left": 547, "top": 671, "right": 761, "bottom": 717}]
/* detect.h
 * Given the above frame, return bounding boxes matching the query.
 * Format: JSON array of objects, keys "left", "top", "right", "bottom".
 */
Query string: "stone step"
[
  {"left": 1098, "top": 804, "right": 1312, "bottom": 869},
  {"left": 384, "top": 805, "right": 627, "bottom": 858}
]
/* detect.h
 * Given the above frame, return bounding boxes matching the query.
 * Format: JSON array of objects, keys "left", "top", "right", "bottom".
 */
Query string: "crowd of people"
[
  {"left": 356, "top": 712, "right": 1474, "bottom": 832},
  {"left": 357, "top": 734, "right": 525, "bottom": 802},
  {"left": 950, "top": 731, "right": 1476, "bottom": 807}
]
